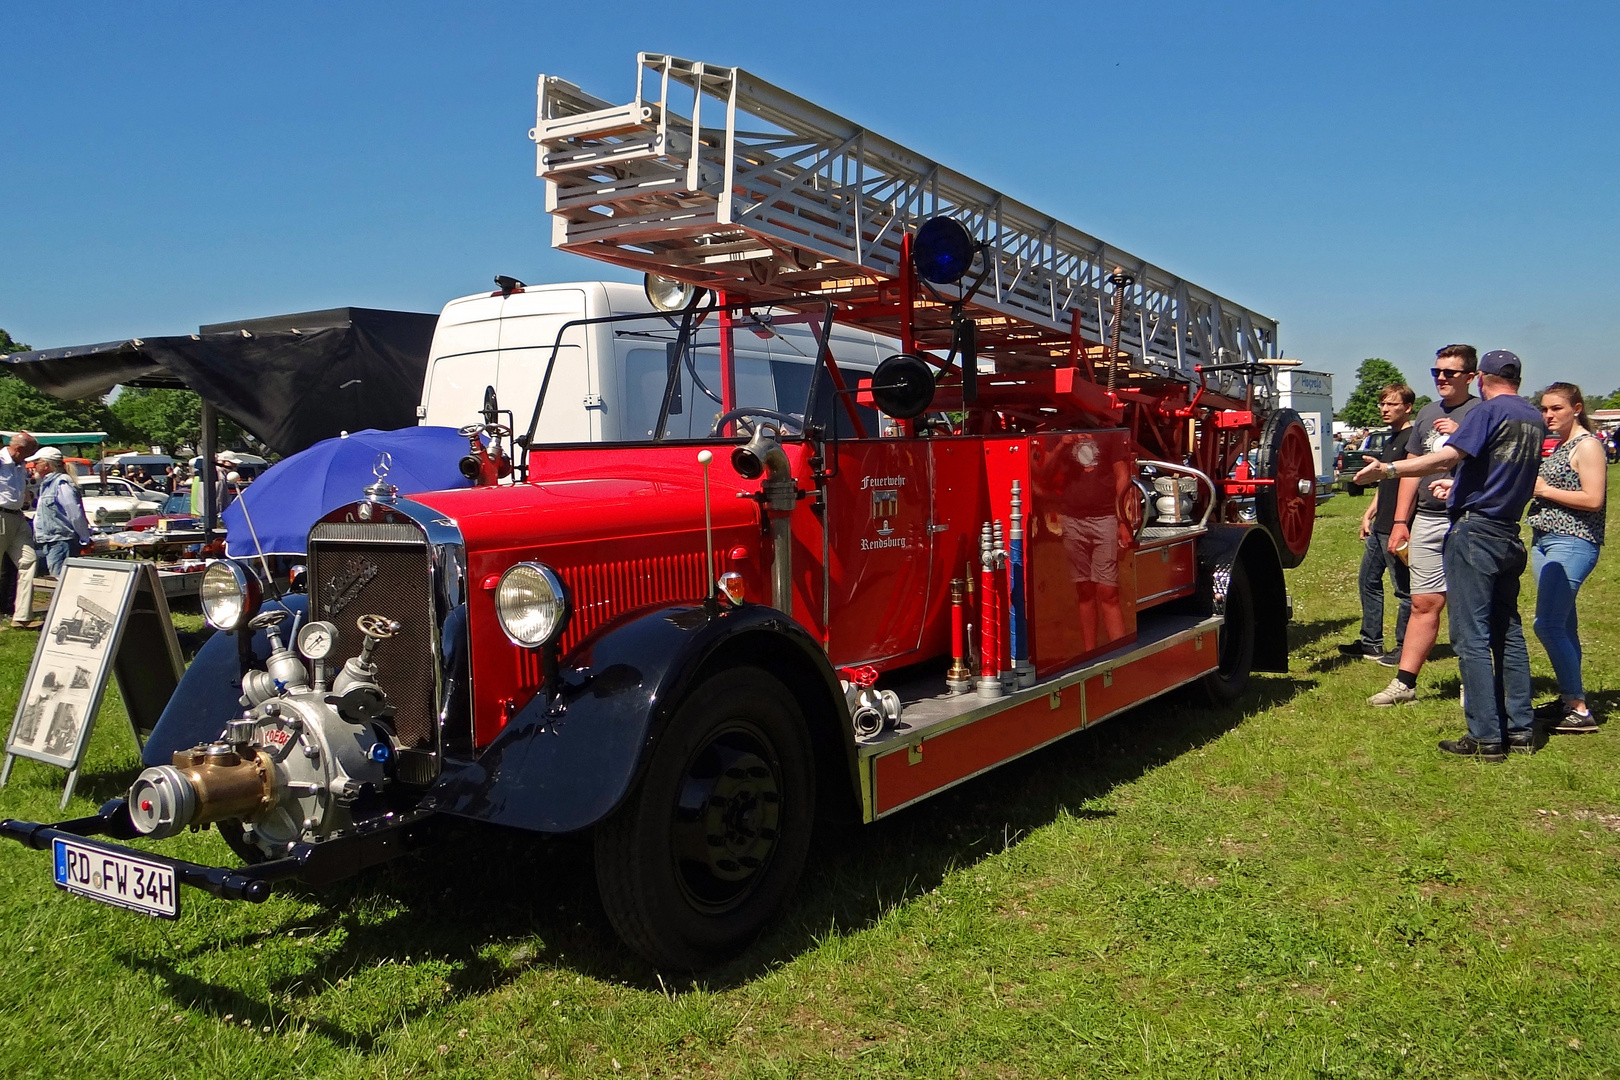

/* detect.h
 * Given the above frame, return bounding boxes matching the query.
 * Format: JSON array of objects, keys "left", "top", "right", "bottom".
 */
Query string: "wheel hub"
[{"left": 671, "top": 727, "right": 783, "bottom": 910}]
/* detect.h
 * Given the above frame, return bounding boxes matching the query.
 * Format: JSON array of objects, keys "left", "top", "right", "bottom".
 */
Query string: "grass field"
[{"left": 2, "top": 475, "right": 1617, "bottom": 1079}]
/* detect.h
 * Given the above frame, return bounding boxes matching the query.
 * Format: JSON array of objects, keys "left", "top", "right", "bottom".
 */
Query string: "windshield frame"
[{"left": 519, "top": 295, "right": 863, "bottom": 464}]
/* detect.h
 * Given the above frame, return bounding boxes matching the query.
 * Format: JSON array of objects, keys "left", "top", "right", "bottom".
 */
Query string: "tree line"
[
  {"left": 1338, "top": 356, "right": 1618, "bottom": 428},
  {"left": 0, "top": 328, "right": 240, "bottom": 456}
]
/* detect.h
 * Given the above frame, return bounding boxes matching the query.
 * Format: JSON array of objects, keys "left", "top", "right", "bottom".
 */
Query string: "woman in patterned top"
[{"left": 1527, "top": 383, "right": 1607, "bottom": 731}]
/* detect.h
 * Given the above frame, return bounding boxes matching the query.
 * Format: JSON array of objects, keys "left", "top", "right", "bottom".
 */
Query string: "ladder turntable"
[{"left": 533, "top": 53, "right": 1279, "bottom": 379}]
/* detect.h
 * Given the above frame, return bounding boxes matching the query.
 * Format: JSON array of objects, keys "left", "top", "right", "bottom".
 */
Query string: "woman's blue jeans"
[{"left": 1531, "top": 530, "right": 1600, "bottom": 701}]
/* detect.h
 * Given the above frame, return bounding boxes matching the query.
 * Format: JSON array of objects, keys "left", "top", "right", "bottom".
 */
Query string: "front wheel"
[
  {"left": 594, "top": 668, "right": 815, "bottom": 970},
  {"left": 1201, "top": 559, "right": 1255, "bottom": 706}
]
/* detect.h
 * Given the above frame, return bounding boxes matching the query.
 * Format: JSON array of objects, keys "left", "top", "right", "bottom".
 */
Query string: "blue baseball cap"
[{"left": 1479, "top": 350, "right": 1522, "bottom": 379}]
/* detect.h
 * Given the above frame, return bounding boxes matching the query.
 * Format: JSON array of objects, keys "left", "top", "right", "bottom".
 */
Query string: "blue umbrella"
[{"left": 223, "top": 427, "right": 475, "bottom": 557}]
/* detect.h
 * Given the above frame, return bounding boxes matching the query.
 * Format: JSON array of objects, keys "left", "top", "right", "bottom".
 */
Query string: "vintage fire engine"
[{"left": 3, "top": 54, "right": 1315, "bottom": 969}]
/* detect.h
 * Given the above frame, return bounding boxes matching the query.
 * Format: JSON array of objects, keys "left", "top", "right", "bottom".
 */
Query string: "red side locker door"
[{"left": 822, "top": 439, "right": 932, "bottom": 668}]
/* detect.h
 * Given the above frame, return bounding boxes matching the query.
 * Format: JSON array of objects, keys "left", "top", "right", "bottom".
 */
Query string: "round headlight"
[
  {"left": 495, "top": 562, "right": 568, "bottom": 647},
  {"left": 200, "top": 560, "right": 261, "bottom": 631}
]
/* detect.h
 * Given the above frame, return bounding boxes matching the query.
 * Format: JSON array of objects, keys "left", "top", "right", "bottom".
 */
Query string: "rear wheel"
[
  {"left": 1202, "top": 560, "right": 1255, "bottom": 705},
  {"left": 1345, "top": 482, "right": 1364, "bottom": 497},
  {"left": 1254, "top": 409, "right": 1315, "bottom": 568},
  {"left": 595, "top": 668, "right": 815, "bottom": 970}
]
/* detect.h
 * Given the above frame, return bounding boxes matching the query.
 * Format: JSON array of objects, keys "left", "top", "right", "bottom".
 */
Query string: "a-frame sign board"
[{"left": 1, "top": 559, "right": 184, "bottom": 809}]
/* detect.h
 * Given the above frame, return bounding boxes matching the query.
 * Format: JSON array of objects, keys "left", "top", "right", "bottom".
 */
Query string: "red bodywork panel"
[
  {"left": 414, "top": 446, "right": 764, "bottom": 748},
  {"left": 870, "top": 630, "right": 1213, "bottom": 816},
  {"left": 411, "top": 426, "right": 1200, "bottom": 751}
]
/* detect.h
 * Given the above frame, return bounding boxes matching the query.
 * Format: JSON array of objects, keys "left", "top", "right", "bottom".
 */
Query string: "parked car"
[
  {"left": 1336, "top": 428, "right": 1395, "bottom": 495},
  {"left": 74, "top": 476, "right": 167, "bottom": 528},
  {"left": 126, "top": 492, "right": 199, "bottom": 532}
]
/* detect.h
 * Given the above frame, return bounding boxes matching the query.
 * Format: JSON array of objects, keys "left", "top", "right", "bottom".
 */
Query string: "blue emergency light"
[{"left": 912, "top": 216, "right": 977, "bottom": 285}]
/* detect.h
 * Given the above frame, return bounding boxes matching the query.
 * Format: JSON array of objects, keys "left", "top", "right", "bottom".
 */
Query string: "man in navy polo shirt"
[{"left": 1353, "top": 350, "right": 1545, "bottom": 761}]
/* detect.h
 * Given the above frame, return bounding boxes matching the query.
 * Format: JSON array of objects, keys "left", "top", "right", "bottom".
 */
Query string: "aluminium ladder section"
[{"left": 534, "top": 53, "right": 1279, "bottom": 381}]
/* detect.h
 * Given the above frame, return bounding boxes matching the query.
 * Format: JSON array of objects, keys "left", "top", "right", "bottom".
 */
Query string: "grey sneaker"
[
  {"left": 1376, "top": 650, "right": 1401, "bottom": 667},
  {"left": 1553, "top": 709, "right": 1599, "bottom": 734},
  {"left": 1368, "top": 678, "right": 1417, "bottom": 707}
]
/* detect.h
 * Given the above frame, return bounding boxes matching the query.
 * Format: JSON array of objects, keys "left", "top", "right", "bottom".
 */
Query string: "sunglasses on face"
[{"left": 1430, "top": 368, "right": 1472, "bottom": 381}]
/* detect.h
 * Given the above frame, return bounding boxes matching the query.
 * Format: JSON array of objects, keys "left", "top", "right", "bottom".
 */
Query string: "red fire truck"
[{"left": 3, "top": 54, "right": 1315, "bottom": 970}]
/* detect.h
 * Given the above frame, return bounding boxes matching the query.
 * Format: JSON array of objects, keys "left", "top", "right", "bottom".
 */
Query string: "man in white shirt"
[{"left": 0, "top": 431, "right": 42, "bottom": 628}]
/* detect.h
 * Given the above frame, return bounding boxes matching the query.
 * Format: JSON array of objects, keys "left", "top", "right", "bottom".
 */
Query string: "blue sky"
[{"left": 3, "top": 1, "right": 1616, "bottom": 401}]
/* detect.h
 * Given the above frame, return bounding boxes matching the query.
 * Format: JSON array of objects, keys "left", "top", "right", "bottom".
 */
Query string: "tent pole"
[{"left": 200, "top": 398, "right": 219, "bottom": 536}]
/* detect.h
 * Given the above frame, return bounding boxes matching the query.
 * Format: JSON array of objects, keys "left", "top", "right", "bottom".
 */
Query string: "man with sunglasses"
[
  {"left": 1355, "top": 351, "right": 1544, "bottom": 758},
  {"left": 1364, "top": 344, "right": 1479, "bottom": 706}
]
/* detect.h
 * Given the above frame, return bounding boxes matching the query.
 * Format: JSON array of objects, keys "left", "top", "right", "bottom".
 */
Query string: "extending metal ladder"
[{"left": 532, "top": 53, "right": 1279, "bottom": 378}]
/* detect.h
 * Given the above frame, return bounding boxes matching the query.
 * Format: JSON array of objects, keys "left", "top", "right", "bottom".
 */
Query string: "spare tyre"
[{"left": 1254, "top": 408, "right": 1315, "bottom": 569}]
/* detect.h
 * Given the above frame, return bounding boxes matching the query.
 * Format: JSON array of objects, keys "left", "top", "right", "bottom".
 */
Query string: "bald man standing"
[{"left": 0, "top": 432, "right": 41, "bottom": 628}]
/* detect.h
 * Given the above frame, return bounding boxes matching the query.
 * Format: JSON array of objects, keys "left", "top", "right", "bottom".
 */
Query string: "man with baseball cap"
[
  {"left": 27, "top": 446, "right": 91, "bottom": 578},
  {"left": 1355, "top": 350, "right": 1546, "bottom": 760},
  {"left": 0, "top": 431, "right": 42, "bottom": 628}
]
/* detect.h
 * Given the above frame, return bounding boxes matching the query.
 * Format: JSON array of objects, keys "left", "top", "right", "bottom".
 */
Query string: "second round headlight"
[
  {"left": 200, "top": 560, "right": 261, "bottom": 631},
  {"left": 495, "top": 562, "right": 568, "bottom": 647}
]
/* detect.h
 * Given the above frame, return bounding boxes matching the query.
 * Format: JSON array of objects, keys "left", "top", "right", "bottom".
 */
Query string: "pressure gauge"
[{"left": 296, "top": 620, "right": 340, "bottom": 662}]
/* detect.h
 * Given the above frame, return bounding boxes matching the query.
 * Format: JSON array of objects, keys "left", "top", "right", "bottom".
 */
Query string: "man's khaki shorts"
[{"left": 1409, "top": 512, "right": 1451, "bottom": 594}]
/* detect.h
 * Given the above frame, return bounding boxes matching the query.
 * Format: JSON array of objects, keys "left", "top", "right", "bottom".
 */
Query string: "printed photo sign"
[{"left": 2, "top": 559, "right": 184, "bottom": 808}]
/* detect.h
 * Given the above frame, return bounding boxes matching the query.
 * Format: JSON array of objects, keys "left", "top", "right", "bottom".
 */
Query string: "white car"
[{"left": 73, "top": 476, "right": 168, "bottom": 528}]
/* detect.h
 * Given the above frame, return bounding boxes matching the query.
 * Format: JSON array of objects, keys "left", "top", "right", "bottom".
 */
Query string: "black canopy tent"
[{"left": 1, "top": 306, "right": 436, "bottom": 531}]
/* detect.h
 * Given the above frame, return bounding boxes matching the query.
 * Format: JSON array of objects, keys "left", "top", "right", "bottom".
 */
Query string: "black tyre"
[
  {"left": 1201, "top": 559, "right": 1255, "bottom": 706},
  {"left": 594, "top": 668, "right": 815, "bottom": 970},
  {"left": 1254, "top": 408, "right": 1316, "bottom": 569},
  {"left": 1346, "top": 482, "right": 1364, "bottom": 497}
]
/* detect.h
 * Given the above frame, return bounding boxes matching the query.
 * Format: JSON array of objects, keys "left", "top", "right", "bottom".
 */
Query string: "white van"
[{"left": 417, "top": 281, "right": 893, "bottom": 442}]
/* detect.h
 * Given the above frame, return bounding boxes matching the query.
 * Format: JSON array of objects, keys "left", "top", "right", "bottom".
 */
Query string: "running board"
[{"left": 858, "top": 613, "right": 1221, "bottom": 821}]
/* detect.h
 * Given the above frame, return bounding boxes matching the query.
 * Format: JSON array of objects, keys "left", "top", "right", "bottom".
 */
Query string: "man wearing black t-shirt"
[{"left": 1339, "top": 384, "right": 1415, "bottom": 663}]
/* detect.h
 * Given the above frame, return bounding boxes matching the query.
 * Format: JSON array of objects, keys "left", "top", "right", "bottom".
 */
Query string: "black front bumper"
[{"left": 1, "top": 800, "right": 440, "bottom": 904}]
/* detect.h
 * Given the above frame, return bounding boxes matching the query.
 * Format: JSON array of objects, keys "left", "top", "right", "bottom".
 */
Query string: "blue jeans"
[
  {"left": 39, "top": 539, "right": 74, "bottom": 579},
  {"left": 1531, "top": 531, "right": 1600, "bottom": 701},
  {"left": 1357, "top": 529, "right": 1411, "bottom": 650},
  {"left": 1443, "top": 515, "right": 1532, "bottom": 742}
]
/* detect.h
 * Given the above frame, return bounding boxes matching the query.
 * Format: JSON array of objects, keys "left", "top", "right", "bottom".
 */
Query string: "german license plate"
[{"left": 52, "top": 838, "right": 179, "bottom": 918}]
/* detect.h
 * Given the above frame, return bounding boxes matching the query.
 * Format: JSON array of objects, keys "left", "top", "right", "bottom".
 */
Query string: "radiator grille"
[
  {"left": 307, "top": 530, "right": 437, "bottom": 754},
  {"left": 555, "top": 552, "right": 708, "bottom": 656}
]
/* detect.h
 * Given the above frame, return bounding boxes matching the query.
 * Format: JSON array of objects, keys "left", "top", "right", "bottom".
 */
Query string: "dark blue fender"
[
  {"left": 1189, "top": 525, "right": 1290, "bottom": 673},
  {"left": 421, "top": 602, "right": 850, "bottom": 834},
  {"left": 142, "top": 595, "right": 310, "bottom": 766}
]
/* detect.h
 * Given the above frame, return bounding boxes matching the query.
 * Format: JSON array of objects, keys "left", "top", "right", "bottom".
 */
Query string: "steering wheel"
[
  {"left": 248, "top": 610, "right": 287, "bottom": 631},
  {"left": 708, "top": 408, "right": 804, "bottom": 439},
  {"left": 357, "top": 614, "right": 401, "bottom": 640}
]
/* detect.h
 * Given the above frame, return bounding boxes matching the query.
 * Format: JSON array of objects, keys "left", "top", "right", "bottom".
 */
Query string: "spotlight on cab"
[{"left": 644, "top": 273, "right": 707, "bottom": 313}]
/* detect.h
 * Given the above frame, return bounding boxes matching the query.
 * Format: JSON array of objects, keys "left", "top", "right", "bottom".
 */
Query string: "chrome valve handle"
[{"left": 354, "top": 614, "right": 401, "bottom": 669}]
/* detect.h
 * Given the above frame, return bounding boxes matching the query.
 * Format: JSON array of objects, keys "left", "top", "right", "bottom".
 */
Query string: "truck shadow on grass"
[{"left": 118, "top": 674, "right": 1313, "bottom": 1035}]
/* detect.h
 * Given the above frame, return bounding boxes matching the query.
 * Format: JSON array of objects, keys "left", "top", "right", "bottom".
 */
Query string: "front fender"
[
  {"left": 421, "top": 602, "right": 846, "bottom": 834},
  {"left": 141, "top": 595, "right": 310, "bottom": 766},
  {"left": 1191, "top": 525, "right": 1289, "bottom": 673}
]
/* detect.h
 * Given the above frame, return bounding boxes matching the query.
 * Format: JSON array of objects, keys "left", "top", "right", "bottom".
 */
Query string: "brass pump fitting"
[{"left": 127, "top": 742, "right": 277, "bottom": 838}]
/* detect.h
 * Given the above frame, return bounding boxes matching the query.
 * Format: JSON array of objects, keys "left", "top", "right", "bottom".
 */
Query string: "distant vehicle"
[
  {"left": 73, "top": 476, "right": 167, "bottom": 528},
  {"left": 1541, "top": 435, "right": 1560, "bottom": 459},
  {"left": 1337, "top": 428, "right": 1396, "bottom": 495},
  {"left": 126, "top": 493, "right": 198, "bottom": 532}
]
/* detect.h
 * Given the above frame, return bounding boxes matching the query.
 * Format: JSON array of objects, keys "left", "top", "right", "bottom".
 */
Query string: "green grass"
[{"left": 3, "top": 473, "right": 1618, "bottom": 1078}]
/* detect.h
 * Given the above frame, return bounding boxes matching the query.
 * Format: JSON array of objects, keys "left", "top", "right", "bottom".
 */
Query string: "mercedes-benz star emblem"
[{"left": 373, "top": 452, "right": 393, "bottom": 480}]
